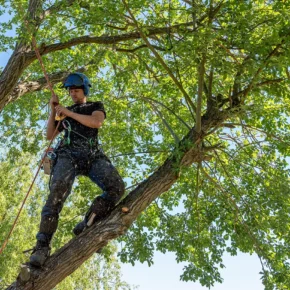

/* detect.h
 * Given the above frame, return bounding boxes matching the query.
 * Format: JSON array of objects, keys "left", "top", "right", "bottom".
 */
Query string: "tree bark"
[{"left": 0, "top": 43, "right": 35, "bottom": 110}]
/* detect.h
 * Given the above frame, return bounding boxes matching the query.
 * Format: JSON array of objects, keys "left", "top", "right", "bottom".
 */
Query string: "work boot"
[
  {"left": 73, "top": 219, "right": 87, "bottom": 236},
  {"left": 29, "top": 240, "right": 51, "bottom": 267},
  {"left": 73, "top": 196, "right": 115, "bottom": 236}
]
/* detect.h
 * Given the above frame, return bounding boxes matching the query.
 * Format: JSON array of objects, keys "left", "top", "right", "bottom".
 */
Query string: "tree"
[{"left": 0, "top": 0, "right": 290, "bottom": 289}]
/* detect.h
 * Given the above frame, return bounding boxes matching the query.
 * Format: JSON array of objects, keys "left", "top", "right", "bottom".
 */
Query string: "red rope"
[
  {"left": 31, "top": 37, "right": 57, "bottom": 97},
  {"left": 0, "top": 123, "right": 60, "bottom": 255},
  {"left": 0, "top": 36, "right": 62, "bottom": 255}
]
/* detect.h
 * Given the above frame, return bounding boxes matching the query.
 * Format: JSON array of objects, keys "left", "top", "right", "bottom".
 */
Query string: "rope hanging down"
[
  {"left": 0, "top": 123, "right": 60, "bottom": 255},
  {"left": 0, "top": 36, "right": 62, "bottom": 255}
]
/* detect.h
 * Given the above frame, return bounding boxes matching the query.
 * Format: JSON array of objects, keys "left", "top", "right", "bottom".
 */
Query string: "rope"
[
  {"left": 31, "top": 37, "right": 57, "bottom": 98},
  {"left": 0, "top": 122, "right": 60, "bottom": 255},
  {"left": 0, "top": 35, "right": 63, "bottom": 254}
]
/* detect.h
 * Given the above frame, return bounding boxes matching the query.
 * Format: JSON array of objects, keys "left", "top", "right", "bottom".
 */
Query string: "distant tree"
[{"left": 0, "top": 0, "right": 290, "bottom": 289}]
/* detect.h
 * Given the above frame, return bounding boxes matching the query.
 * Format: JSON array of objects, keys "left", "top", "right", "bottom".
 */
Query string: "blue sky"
[
  {"left": 120, "top": 251, "right": 263, "bottom": 290},
  {"left": 0, "top": 17, "right": 265, "bottom": 290}
]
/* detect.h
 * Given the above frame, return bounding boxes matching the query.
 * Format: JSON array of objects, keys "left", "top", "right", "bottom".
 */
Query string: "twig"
[
  {"left": 140, "top": 96, "right": 191, "bottom": 129},
  {"left": 149, "top": 101, "right": 180, "bottom": 144},
  {"left": 109, "top": 150, "right": 168, "bottom": 159}
]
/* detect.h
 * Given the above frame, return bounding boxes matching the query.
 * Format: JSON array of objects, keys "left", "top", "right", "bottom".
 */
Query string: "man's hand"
[
  {"left": 50, "top": 94, "right": 60, "bottom": 111},
  {"left": 55, "top": 105, "right": 72, "bottom": 117}
]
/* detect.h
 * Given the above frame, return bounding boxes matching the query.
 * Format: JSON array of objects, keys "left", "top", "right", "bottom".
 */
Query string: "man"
[{"left": 30, "top": 72, "right": 125, "bottom": 267}]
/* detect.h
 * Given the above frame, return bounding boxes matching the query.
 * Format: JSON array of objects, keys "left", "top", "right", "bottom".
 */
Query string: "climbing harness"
[{"left": 62, "top": 119, "right": 99, "bottom": 149}]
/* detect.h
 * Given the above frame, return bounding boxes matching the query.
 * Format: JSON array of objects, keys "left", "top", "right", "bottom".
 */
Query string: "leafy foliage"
[{"left": 1, "top": 0, "right": 290, "bottom": 289}]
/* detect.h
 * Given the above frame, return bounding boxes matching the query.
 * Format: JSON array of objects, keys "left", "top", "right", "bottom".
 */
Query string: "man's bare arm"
[{"left": 55, "top": 105, "right": 105, "bottom": 128}]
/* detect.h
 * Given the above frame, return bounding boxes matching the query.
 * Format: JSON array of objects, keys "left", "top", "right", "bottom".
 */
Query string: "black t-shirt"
[{"left": 57, "top": 101, "right": 106, "bottom": 148}]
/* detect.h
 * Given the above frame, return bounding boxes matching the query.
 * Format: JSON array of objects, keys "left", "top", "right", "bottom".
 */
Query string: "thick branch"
[
  {"left": 40, "top": 21, "right": 200, "bottom": 55},
  {"left": 116, "top": 44, "right": 167, "bottom": 53},
  {"left": 27, "top": 0, "right": 43, "bottom": 24},
  {"left": 9, "top": 71, "right": 70, "bottom": 103},
  {"left": 0, "top": 20, "right": 203, "bottom": 112}
]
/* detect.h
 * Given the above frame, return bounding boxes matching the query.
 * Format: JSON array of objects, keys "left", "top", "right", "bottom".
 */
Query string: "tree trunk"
[{"left": 0, "top": 43, "right": 35, "bottom": 111}]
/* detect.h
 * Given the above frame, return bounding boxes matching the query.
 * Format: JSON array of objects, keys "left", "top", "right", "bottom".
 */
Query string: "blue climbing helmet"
[{"left": 63, "top": 72, "right": 92, "bottom": 96}]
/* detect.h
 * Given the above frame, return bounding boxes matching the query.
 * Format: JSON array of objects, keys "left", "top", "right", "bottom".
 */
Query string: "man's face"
[{"left": 69, "top": 88, "right": 86, "bottom": 104}]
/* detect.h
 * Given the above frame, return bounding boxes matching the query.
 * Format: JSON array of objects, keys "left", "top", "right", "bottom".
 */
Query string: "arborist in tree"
[{"left": 29, "top": 72, "right": 125, "bottom": 267}]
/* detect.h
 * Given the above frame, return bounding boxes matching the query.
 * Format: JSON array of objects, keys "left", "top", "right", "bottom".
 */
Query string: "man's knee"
[
  {"left": 116, "top": 177, "right": 125, "bottom": 196},
  {"left": 46, "top": 179, "right": 70, "bottom": 209},
  {"left": 108, "top": 177, "right": 125, "bottom": 203},
  {"left": 41, "top": 205, "right": 59, "bottom": 218},
  {"left": 50, "top": 179, "right": 70, "bottom": 196}
]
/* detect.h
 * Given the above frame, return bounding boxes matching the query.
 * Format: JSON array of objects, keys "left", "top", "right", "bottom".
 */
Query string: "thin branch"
[
  {"left": 109, "top": 150, "right": 169, "bottom": 159},
  {"left": 217, "top": 42, "right": 241, "bottom": 65},
  {"left": 191, "top": 0, "right": 196, "bottom": 29},
  {"left": 136, "top": 52, "right": 194, "bottom": 124},
  {"left": 122, "top": 0, "right": 197, "bottom": 115},
  {"left": 208, "top": 66, "right": 213, "bottom": 99},
  {"left": 41, "top": 0, "right": 76, "bottom": 20},
  {"left": 195, "top": 53, "right": 206, "bottom": 133},
  {"left": 39, "top": 20, "right": 205, "bottom": 57},
  {"left": 213, "top": 148, "right": 267, "bottom": 217},
  {"left": 139, "top": 57, "right": 161, "bottom": 83},
  {"left": 286, "top": 68, "right": 290, "bottom": 80},
  {"left": 106, "top": 23, "right": 131, "bottom": 31},
  {"left": 242, "top": 41, "right": 286, "bottom": 99},
  {"left": 233, "top": 76, "right": 286, "bottom": 103},
  {"left": 221, "top": 122, "right": 290, "bottom": 146},
  {"left": 255, "top": 78, "right": 285, "bottom": 87},
  {"left": 149, "top": 101, "right": 180, "bottom": 144},
  {"left": 140, "top": 96, "right": 191, "bottom": 130},
  {"left": 195, "top": 162, "right": 201, "bottom": 239},
  {"left": 182, "top": 0, "right": 193, "bottom": 5}
]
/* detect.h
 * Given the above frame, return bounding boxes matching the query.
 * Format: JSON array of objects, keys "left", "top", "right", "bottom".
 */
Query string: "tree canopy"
[{"left": 0, "top": 0, "right": 290, "bottom": 289}]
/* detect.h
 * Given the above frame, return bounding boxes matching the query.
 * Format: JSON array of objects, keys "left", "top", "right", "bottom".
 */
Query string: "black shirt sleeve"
[{"left": 92, "top": 102, "right": 106, "bottom": 119}]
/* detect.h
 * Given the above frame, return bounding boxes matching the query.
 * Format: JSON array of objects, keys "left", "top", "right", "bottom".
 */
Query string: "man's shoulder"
[
  {"left": 82, "top": 102, "right": 106, "bottom": 116},
  {"left": 86, "top": 101, "right": 104, "bottom": 106},
  {"left": 86, "top": 101, "right": 105, "bottom": 110},
  {"left": 68, "top": 101, "right": 104, "bottom": 109}
]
